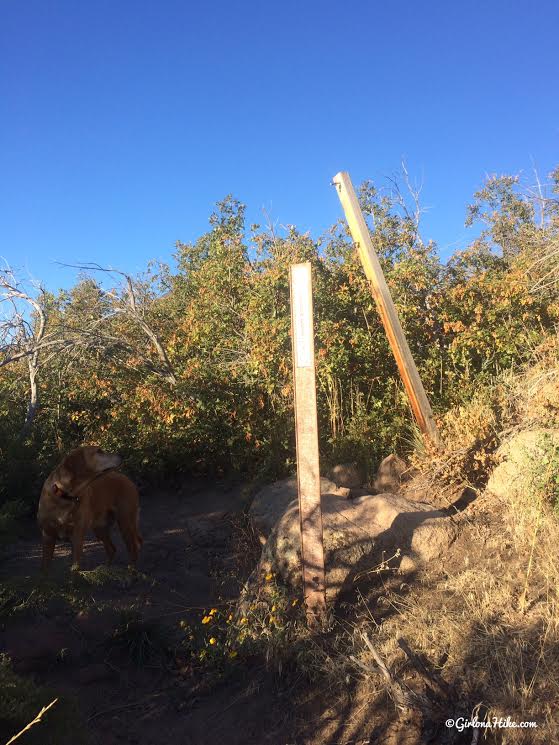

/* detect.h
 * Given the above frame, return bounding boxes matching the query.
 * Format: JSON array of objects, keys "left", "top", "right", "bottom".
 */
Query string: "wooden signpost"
[
  {"left": 332, "top": 171, "right": 442, "bottom": 449},
  {"left": 289, "top": 262, "right": 327, "bottom": 628}
]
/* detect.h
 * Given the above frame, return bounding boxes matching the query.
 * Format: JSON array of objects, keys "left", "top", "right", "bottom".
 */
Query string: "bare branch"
[
  {"left": 57, "top": 262, "right": 177, "bottom": 386},
  {"left": 0, "top": 267, "right": 49, "bottom": 433}
]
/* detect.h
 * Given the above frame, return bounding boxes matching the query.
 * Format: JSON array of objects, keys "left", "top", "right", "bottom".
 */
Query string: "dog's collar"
[
  {"left": 57, "top": 468, "right": 116, "bottom": 504},
  {"left": 58, "top": 490, "right": 79, "bottom": 503}
]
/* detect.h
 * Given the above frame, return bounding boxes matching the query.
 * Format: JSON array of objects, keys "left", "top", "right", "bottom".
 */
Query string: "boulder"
[
  {"left": 244, "top": 490, "right": 457, "bottom": 605},
  {"left": 373, "top": 454, "right": 412, "bottom": 493},
  {"left": 327, "top": 463, "right": 365, "bottom": 489},
  {"left": 249, "top": 477, "right": 349, "bottom": 541},
  {"left": 487, "top": 429, "right": 559, "bottom": 505}
]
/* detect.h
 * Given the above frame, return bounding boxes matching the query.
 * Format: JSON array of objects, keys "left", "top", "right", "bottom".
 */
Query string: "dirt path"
[{"left": 0, "top": 479, "right": 305, "bottom": 745}]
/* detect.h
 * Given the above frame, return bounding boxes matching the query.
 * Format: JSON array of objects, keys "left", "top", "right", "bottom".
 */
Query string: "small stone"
[{"left": 399, "top": 556, "right": 417, "bottom": 575}]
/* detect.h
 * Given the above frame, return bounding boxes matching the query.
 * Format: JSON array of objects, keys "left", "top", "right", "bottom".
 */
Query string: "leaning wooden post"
[
  {"left": 289, "top": 262, "right": 327, "bottom": 628},
  {"left": 332, "top": 171, "right": 442, "bottom": 449}
]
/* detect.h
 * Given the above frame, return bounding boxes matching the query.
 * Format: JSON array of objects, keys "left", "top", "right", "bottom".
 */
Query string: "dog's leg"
[
  {"left": 41, "top": 533, "right": 56, "bottom": 572},
  {"left": 71, "top": 524, "right": 87, "bottom": 571},
  {"left": 94, "top": 526, "right": 116, "bottom": 565},
  {"left": 117, "top": 515, "right": 141, "bottom": 567}
]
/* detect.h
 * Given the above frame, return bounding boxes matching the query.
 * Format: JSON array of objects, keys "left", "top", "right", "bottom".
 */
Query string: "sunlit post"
[
  {"left": 289, "top": 262, "right": 327, "bottom": 628},
  {"left": 333, "top": 171, "right": 442, "bottom": 449}
]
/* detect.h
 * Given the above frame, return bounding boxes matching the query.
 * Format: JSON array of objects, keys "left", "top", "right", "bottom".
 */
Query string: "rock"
[
  {"left": 244, "top": 491, "right": 457, "bottom": 605},
  {"left": 487, "top": 429, "right": 559, "bottom": 505},
  {"left": 249, "top": 477, "right": 349, "bottom": 541},
  {"left": 398, "top": 556, "right": 417, "bottom": 575},
  {"left": 327, "top": 463, "right": 365, "bottom": 489},
  {"left": 373, "top": 454, "right": 412, "bottom": 493}
]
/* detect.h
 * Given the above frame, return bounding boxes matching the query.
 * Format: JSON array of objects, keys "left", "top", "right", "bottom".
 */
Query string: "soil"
[
  {"left": 0, "top": 479, "right": 385, "bottom": 745},
  {"left": 0, "top": 479, "right": 486, "bottom": 745}
]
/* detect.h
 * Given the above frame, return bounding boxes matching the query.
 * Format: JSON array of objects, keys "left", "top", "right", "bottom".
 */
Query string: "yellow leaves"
[{"left": 443, "top": 321, "right": 466, "bottom": 334}]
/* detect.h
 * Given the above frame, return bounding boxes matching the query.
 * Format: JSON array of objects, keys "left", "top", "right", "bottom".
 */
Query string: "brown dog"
[{"left": 37, "top": 446, "right": 142, "bottom": 571}]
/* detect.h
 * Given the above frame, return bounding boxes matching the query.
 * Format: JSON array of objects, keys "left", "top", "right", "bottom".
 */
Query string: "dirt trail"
[{"left": 0, "top": 479, "right": 304, "bottom": 745}]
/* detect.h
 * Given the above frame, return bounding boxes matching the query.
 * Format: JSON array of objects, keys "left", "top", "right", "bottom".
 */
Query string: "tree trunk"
[{"left": 21, "top": 358, "right": 38, "bottom": 436}]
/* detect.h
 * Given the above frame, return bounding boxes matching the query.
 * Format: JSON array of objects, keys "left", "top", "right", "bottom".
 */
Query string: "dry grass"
[{"left": 295, "top": 340, "right": 559, "bottom": 743}]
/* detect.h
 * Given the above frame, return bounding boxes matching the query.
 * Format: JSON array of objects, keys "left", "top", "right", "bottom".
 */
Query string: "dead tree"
[
  {"left": 0, "top": 267, "right": 54, "bottom": 435},
  {"left": 59, "top": 263, "right": 177, "bottom": 386},
  {"left": 1, "top": 260, "right": 179, "bottom": 436}
]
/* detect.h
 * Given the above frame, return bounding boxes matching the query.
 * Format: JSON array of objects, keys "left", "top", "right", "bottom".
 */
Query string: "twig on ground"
[
  {"left": 5, "top": 698, "right": 58, "bottom": 745},
  {"left": 397, "top": 637, "right": 452, "bottom": 702},
  {"left": 351, "top": 632, "right": 419, "bottom": 712},
  {"left": 87, "top": 690, "right": 171, "bottom": 722}
]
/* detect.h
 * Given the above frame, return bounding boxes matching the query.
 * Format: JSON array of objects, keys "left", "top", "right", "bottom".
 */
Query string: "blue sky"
[{"left": 1, "top": 0, "right": 558, "bottom": 291}]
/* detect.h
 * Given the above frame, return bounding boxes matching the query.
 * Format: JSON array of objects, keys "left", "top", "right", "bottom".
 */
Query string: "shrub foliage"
[{"left": 1, "top": 167, "right": 558, "bottom": 507}]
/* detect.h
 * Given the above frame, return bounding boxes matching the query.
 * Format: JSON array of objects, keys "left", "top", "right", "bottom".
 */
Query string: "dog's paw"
[{"left": 70, "top": 563, "right": 81, "bottom": 572}]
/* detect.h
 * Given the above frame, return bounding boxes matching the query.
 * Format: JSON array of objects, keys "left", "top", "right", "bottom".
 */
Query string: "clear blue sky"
[{"left": 1, "top": 0, "right": 558, "bottom": 290}]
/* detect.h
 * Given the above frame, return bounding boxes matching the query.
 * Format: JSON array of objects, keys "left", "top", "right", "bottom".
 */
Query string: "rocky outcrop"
[
  {"left": 373, "top": 454, "right": 413, "bottom": 493},
  {"left": 487, "top": 428, "right": 559, "bottom": 505},
  {"left": 245, "top": 488, "right": 457, "bottom": 606},
  {"left": 249, "top": 477, "right": 350, "bottom": 542},
  {"left": 327, "top": 463, "right": 366, "bottom": 489}
]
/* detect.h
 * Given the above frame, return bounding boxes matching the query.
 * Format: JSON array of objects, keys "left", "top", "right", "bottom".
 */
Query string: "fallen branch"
[
  {"left": 397, "top": 636, "right": 452, "bottom": 703},
  {"left": 87, "top": 689, "right": 172, "bottom": 722},
  {"left": 5, "top": 698, "right": 58, "bottom": 745},
  {"left": 351, "top": 632, "right": 421, "bottom": 712}
]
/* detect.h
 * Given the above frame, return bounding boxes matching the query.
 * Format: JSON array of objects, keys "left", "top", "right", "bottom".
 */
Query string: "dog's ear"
[{"left": 51, "top": 481, "right": 64, "bottom": 497}]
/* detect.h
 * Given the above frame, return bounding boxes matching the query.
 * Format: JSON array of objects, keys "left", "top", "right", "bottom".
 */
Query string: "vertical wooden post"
[
  {"left": 332, "top": 171, "right": 442, "bottom": 448},
  {"left": 289, "top": 262, "right": 327, "bottom": 628}
]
